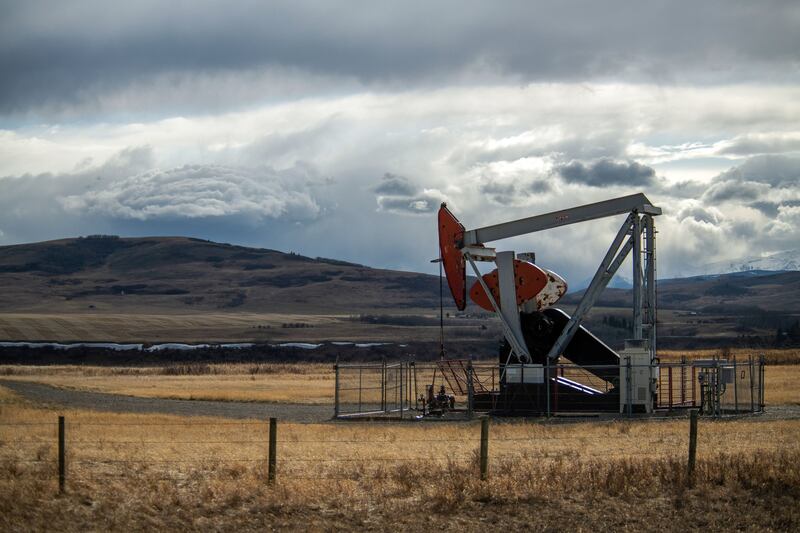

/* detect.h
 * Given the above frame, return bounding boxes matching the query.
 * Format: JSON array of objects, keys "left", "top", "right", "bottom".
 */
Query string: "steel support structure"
[
  {"left": 463, "top": 193, "right": 661, "bottom": 246},
  {"left": 460, "top": 193, "right": 661, "bottom": 365},
  {"left": 643, "top": 214, "right": 657, "bottom": 360},
  {"left": 632, "top": 214, "right": 643, "bottom": 340},
  {"left": 545, "top": 214, "right": 635, "bottom": 360},
  {"left": 465, "top": 253, "right": 531, "bottom": 364}
]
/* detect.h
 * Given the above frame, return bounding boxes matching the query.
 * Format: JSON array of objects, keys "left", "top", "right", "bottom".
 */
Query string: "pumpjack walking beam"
[
  {"left": 455, "top": 193, "right": 662, "bottom": 363},
  {"left": 462, "top": 193, "right": 662, "bottom": 246}
]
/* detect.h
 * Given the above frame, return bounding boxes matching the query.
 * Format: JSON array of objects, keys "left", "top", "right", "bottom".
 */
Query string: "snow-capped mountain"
[{"left": 690, "top": 249, "right": 800, "bottom": 277}]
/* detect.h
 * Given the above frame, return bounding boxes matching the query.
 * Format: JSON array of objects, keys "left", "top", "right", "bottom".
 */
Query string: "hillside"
[
  {"left": 0, "top": 235, "right": 444, "bottom": 314},
  {"left": 562, "top": 270, "right": 800, "bottom": 314},
  {"left": 0, "top": 236, "right": 797, "bottom": 348}
]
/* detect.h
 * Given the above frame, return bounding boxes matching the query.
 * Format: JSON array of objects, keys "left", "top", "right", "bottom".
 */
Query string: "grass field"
[
  {"left": 0, "top": 363, "right": 335, "bottom": 404},
  {"left": 0, "top": 307, "right": 746, "bottom": 345},
  {"left": 1, "top": 383, "right": 799, "bottom": 530},
  {"left": 2, "top": 347, "right": 799, "bottom": 530},
  {"left": 0, "top": 311, "right": 507, "bottom": 345},
  {"left": 2, "top": 348, "right": 798, "bottom": 406},
  {"left": 0, "top": 312, "right": 358, "bottom": 343}
]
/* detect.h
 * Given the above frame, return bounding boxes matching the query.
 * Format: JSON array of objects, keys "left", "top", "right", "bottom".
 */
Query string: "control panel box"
[{"left": 619, "top": 340, "right": 657, "bottom": 413}]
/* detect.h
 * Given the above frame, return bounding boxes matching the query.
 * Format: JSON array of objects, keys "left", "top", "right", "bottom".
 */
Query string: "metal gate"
[
  {"left": 334, "top": 361, "right": 411, "bottom": 418},
  {"left": 656, "top": 356, "right": 765, "bottom": 415}
]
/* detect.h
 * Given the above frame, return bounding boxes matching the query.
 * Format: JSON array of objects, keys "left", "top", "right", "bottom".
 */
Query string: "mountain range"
[
  {"left": 686, "top": 249, "right": 800, "bottom": 277},
  {"left": 0, "top": 236, "right": 797, "bottom": 349},
  {"left": 1, "top": 236, "right": 798, "bottom": 316}
]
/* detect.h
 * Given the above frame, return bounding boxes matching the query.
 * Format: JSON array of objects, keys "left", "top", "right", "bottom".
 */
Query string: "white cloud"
[
  {"left": 2, "top": 83, "right": 800, "bottom": 280},
  {"left": 59, "top": 164, "right": 321, "bottom": 222}
]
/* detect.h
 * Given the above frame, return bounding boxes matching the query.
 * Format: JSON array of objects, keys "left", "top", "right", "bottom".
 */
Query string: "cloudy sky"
[{"left": 1, "top": 0, "right": 799, "bottom": 283}]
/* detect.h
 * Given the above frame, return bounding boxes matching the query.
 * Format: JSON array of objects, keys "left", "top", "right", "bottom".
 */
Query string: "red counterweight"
[
  {"left": 438, "top": 203, "right": 467, "bottom": 310},
  {"left": 469, "top": 260, "right": 549, "bottom": 311}
]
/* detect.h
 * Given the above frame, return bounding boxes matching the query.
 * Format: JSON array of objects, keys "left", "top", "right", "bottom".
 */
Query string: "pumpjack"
[{"left": 438, "top": 193, "right": 661, "bottom": 414}]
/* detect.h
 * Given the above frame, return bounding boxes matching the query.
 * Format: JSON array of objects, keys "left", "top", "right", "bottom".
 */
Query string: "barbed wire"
[{"left": 2, "top": 433, "right": 787, "bottom": 445}]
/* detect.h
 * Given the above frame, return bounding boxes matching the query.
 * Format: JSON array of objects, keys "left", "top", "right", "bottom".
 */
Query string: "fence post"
[
  {"left": 553, "top": 364, "right": 559, "bottom": 413},
  {"left": 759, "top": 354, "right": 765, "bottom": 412},
  {"left": 749, "top": 356, "right": 755, "bottom": 413},
  {"left": 268, "top": 417, "right": 277, "bottom": 484},
  {"left": 668, "top": 366, "right": 673, "bottom": 411},
  {"left": 380, "top": 360, "right": 386, "bottom": 412},
  {"left": 680, "top": 355, "right": 687, "bottom": 405},
  {"left": 733, "top": 357, "right": 738, "bottom": 413},
  {"left": 408, "top": 360, "right": 413, "bottom": 409},
  {"left": 687, "top": 410, "right": 698, "bottom": 486},
  {"left": 715, "top": 361, "right": 722, "bottom": 418},
  {"left": 58, "top": 415, "right": 65, "bottom": 494},
  {"left": 399, "top": 363, "right": 404, "bottom": 420},
  {"left": 467, "top": 361, "right": 474, "bottom": 419},
  {"left": 545, "top": 362, "right": 551, "bottom": 418},
  {"left": 358, "top": 367, "right": 363, "bottom": 414},
  {"left": 480, "top": 416, "right": 489, "bottom": 481},
  {"left": 625, "top": 357, "right": 633, "bottom": 416},
  {"left": 333, "top": 363, "right": 340, "bottom": 419},
  {"left": 412, "top": 359, "right": 418, "bottom": 412}
]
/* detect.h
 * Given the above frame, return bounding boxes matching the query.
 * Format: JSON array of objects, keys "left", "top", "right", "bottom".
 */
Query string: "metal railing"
[{"left": 334, "top": 356, "right": 766, "bottom": 419}]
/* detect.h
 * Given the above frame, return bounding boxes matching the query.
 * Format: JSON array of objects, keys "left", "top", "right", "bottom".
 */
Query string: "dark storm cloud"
[
  {"left": 479, "top": 178, "right": 551, "bottom": 205},
  {"left": 2, "top": 0, "right": 799, "bottom": 116},
  {"left": 480, "top": 180, "right": 517, "bottom": 205},
  {"left": 373, "top": 173, "right": 417, "bottom": 196},
  {"left": 372, "top": 173, "right": 443, "bottom": 215},
  {"left": 529, "top": 180, "right": 552, "bottom": 194},
  {"left": 750, "top": 201, "right": 781, "bottom": 218},
  {"left": 702, "top": 180, "right": 767, "bottom": 203},
  {"left": 712, "top": 155, "right": 800, "bottom": 188},
  {"left": 718, "top": 134, "right": 800, "bottom": 156},
  {"left": 557, "top": 159, "right": 656, "bottom": 187},
  {"left": 702, "top": 155, "right": 800, "bottom": 203},
  {"left": 750, "top": 200, "right": 800, "bottom": 218}
]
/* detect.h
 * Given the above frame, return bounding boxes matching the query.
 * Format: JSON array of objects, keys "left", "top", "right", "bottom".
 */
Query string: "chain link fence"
[{"left": 334, "top": 356, "right": 766, "bottom": 419}]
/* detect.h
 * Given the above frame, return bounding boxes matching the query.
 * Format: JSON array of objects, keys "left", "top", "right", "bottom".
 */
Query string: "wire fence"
[
  {"left": 0, "top": 411, "right": 789, "bottom": 490},
  {"left": 335, "top": 356, "right": 766, "bottom": 419}
]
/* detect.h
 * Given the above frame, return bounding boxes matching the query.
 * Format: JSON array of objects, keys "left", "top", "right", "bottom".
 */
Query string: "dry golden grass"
[
  {"left": 659, "top": 347, "right": 800, "bottom": 365},
  {"left": 0, "top": 311, "right": 453, "bottom": 343},
  {"left": 2, "top": 357, "right": 798, "bottom": 407},
  {"left": 1, "top": 386, "right": 799, "bottom": 531},
  {"left": 0, "top": 312, "right": 347, "bottom": 343},
  {"left": 0, "top": 363, "right": 335, "bottom": 404},
  {"left": 765, "top": 365, "right": 800, "bottom": 405}
]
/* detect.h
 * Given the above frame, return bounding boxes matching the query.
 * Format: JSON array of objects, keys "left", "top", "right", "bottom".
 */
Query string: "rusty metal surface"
[
  {"left": 469, "top": 260, "right": 548, "bottom": 311},
  {"left": 534, "top": 269, "right": 568, "bottom": 310}
]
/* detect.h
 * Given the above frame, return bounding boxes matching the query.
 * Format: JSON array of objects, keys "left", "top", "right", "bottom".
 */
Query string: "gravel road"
[{"left": 0, "top": 380, "right": 333, "bottom": 423}]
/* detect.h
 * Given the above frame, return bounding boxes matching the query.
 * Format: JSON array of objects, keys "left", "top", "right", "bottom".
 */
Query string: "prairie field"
[
  {"left": 1, "top": 349, "right": 798, "bottom": 406},
  {"left": 659, "top": 347, "right": 800, "bottom": 366},
  {"left": 1, "top": 384, "right": 799, "bottom": 531},
  {"left": 1, "top": 348, "right": 799, "bottom": 530},
  {"left": 0, "top": 312, "right": 489, "bottom": 343},
  {"left": 0, "top": 363, "right": 335, "bottom": 404}
]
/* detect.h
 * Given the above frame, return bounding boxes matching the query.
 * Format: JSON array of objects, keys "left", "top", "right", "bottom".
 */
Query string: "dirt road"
[{"left": 0, "top": 380, "right": 333, "bottom": 422}]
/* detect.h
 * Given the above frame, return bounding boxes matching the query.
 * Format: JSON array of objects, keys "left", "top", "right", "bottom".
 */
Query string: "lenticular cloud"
[{"left": 60, "top": 164, "right": 321, "bottom": 222}]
